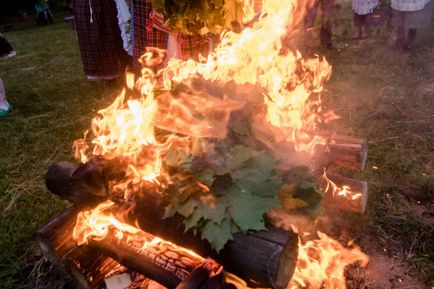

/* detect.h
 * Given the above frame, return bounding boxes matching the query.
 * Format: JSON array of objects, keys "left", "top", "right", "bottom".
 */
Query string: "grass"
[
  {"left": 0, "top": 9, "right": 433, "bottom": 289},
  {"left": 0, "top": 19, "right": 119, "bottom": 288}
]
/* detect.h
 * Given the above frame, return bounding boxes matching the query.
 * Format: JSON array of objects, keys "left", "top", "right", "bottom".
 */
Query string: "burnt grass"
[{"left": 0, "top": 9, "right": 433, "bottom": 289}]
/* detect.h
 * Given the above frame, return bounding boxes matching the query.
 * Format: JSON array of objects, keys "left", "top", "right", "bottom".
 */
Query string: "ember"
[{"left": 39, "top": 0, "right": 371, "bottom": 288}]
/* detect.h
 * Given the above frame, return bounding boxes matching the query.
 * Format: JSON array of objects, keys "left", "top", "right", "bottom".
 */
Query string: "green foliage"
[
  {"left": 164, "top": 143, "right": 282, "bottom": 251},
  {"left": 151, "top": 0, "right": 243, "bottom": 34}
]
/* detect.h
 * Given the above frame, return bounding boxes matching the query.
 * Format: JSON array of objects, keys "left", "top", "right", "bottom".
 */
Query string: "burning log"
[
  {"left": 321, "top": 174, "right": 368, "bottom": 214},
  {"left": 314, "top": 135, "right": 368, "bottom": 171},
  {"left": 44, "top": 161, "right": 299, "bottom": 289},
  {"left": 36, "top": 205, "right": 224, "bottom": 289},
  {"left": 35, "top": 206, "right": 122, "bottom": 289},
  {"left": 133, "top": 189, "right": 298, "bottom": 289}
]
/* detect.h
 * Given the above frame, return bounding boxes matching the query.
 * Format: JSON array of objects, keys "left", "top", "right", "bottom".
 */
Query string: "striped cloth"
[
  {"left": 132, "top": 0, "right": 210, "bottom": 69},
  {"left": 74, "top": 0, "right": 130, "bottom": 79}
]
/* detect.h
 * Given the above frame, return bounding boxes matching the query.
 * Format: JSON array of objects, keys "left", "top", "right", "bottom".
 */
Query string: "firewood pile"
[
  {"left": 37, "top": 129, "right": 368, "bottom": 289},
  {"left": 36, "top": 2, "right": 371, "bottom": 286}
]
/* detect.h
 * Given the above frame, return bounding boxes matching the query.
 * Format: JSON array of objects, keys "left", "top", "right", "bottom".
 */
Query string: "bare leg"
[{"left": 0, "top": 78, "right": 10, "bottom": 111}]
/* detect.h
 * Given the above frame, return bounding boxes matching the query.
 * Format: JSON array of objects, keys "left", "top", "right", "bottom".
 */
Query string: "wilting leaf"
[
  {"left": 197, "top": 169, "right": 216, "bottom": 186},
  {"left": 278, "top": 184, "right": 308, "bottom": 209},
  {"left": 292, "top": 181, "right": 323, "bottom": 208},
  {"left": 200, "top": 218, "right": 233, "bottom": 252},
  {"left": 225, "top": 145, "right": 252, "bottom": 169},
  {"left": 163, "top": 204, "right": 177, "bottom": 219}
]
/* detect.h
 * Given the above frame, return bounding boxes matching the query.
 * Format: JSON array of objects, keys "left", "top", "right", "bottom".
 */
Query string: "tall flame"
[
  {"left": 71, "top": 0, "right": 368, "bottom": 287},
  {"left": 73, "top": 0, "right": 334, "bottom": 189}
]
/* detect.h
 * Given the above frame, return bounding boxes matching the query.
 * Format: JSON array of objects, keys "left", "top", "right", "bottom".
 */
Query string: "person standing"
[
  {"left": 304, "top": 0, "right": 335, "bottom": 49},
  {"left": 352, "top": 0, "right": 379, "bottom": 39},
  {"left": 391, "top": 0, "right": 434, "bottom": 49},
  {"left": 35, "top": 0, "right": 53, "bottom": 25},
  {"left": 73, "top": 0, "right": 131, "bottom": 81}
]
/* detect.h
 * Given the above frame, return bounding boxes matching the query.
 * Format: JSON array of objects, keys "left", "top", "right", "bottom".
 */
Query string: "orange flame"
[
  {"left": 73, "top": 0, "right": 335, "bottom": 193},
  {"left": 288, "top": 231, "right": 369, "bottom": 289},
  {"left": 322, "top": 170, "right": 363, "bottom": 200},
  {"left": 71, "top": 1, "right": 367, "bottom": 287},
  {"left": 72, "top": 200, "right": 203, "bottom": 262}
]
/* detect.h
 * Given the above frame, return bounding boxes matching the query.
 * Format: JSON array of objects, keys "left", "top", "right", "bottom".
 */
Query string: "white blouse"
[{"left": 391, "top": 0, "right": 430, "bottom": 11}]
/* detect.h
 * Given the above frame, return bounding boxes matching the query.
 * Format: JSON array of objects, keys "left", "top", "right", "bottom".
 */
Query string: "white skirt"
[{"left": 352, "top": 0, "right": 379, "bottom": 15}]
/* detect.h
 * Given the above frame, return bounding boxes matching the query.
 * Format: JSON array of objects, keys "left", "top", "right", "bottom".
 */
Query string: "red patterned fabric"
[
  {"left": 133, "top": 0, "right": 209, "bottom": 69},
  {"left": 73, "top": 0, "right": 130, "bottom": 78}
]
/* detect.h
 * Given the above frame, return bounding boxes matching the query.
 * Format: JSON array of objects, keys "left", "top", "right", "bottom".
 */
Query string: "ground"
[{"left": 0, "top": 7, "right": 433, "bottom": 289}]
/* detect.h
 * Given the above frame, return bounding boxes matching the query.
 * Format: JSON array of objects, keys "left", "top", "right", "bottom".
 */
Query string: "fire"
[
  {"left": 322, "top": 170, "right": 362, "bottom": 200},
  {"left": 73, "top": 203, "right": 368, "bottom": 289},
  {"left": 71, "top": 0, "right": 368, "bottom": 287},
  {"left": 73, "top": 200, "right": 203, "bottom": 261},
  {"left": 73, "top": 0, "right": 334, "bottom": 191},
  {"left": 288, "top": 231, "right": 369, "bottom": 289}
]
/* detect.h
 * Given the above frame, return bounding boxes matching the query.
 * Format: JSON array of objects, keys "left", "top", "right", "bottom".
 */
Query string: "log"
[
  {"left": 320, "top": 174, "right": 368, "bottom": 214},
  {"left": 36, "top": 206, "right": 212, "bottom": 289},
  {"left": 90, "top": 231, "right": 208, "bottom": 288},
  {"left": 45, "top": 158, "right": 126, "bottom": 207},
  {"left": 45, "top": 161, "right": 299, "bottom": 288},
  {"left": 133, "top": 189, "right": 298, "bottom": 289},
  {"left": 35, "top": 206, "right": 121, "bottom": 289},
  {"left": 313, "top": 135, "right": 368, "bottom": 171},
  {"left": 174, "top": 261, "right": 224, "bottom": 289}
]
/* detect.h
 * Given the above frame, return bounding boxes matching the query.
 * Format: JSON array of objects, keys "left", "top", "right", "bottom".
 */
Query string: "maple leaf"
[
  {"left": 200, "top": 218, "right": 233, "bottom": 252},
  {"left": 226, "top": 185, "right": 277, "bottom": 232}
]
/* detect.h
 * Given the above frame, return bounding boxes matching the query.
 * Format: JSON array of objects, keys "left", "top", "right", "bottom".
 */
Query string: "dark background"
[{"left": 0, "top": 0, "right": 71, "bottom": 23}]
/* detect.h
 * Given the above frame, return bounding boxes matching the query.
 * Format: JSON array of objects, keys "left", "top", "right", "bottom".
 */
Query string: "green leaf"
[
  {"left": 226, "top": 185, "right": 277, "bottom": 232},
  {"left": 176, "top": 198, "right": 200, "bottom": 217},
  {"left": 200, "top": 218, "right": 233, "bottom": 252},
  {"left": 200, "top": 195, "right": 227, "bottom": 223},
  {"left": 184, "top": 210, "right": 203, "bottom": 231}
]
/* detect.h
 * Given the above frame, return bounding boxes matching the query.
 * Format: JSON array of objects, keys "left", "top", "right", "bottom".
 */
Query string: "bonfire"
[{"left": 37, "top": 0, "right": 369, "bottom": 288}]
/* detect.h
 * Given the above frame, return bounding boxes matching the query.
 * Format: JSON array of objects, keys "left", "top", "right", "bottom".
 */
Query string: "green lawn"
[
  {"left": 0, "top": 13, "right": 433, "bottom": 289},
  {"left": 0, "top": 20, "right": 119, "bottom": 288}
]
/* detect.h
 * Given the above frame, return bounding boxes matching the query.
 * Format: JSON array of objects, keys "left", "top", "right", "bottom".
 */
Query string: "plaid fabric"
[
  {"left": 133, "top": 0, "right": 209, "bottom": 69},
  {"left": 73, "top": 0, "right": 130, "bottom": 78}
]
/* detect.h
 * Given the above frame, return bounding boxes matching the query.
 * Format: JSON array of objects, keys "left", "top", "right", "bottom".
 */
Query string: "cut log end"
[
  {"left": 274, "top": 231, "right": 299, "bottom": 289},
  {"left": 328, "top": 136, "right": 368, "bottom": 171},
  {"left": 321, "top": 175, "right": 368, "bottom": 214}
]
